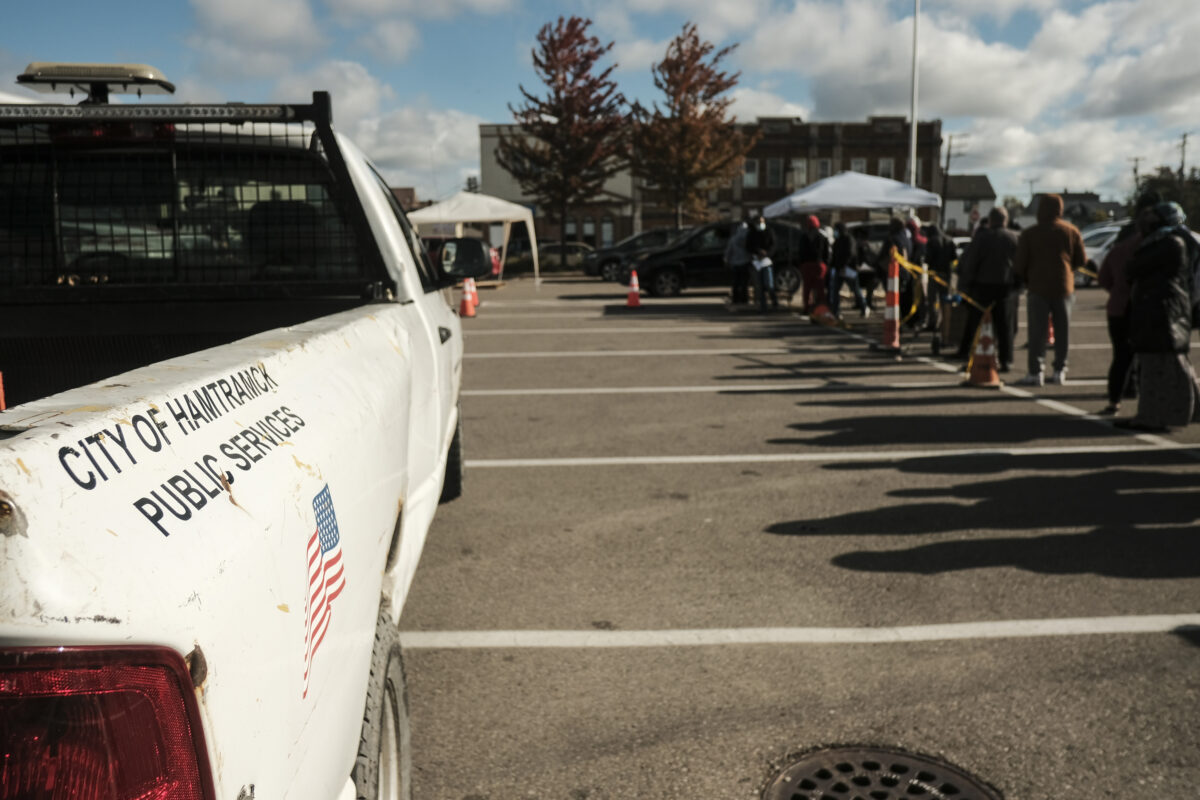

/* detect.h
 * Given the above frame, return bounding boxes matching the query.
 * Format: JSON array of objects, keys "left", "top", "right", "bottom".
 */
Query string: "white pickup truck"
[{"left": 0, "top": 64, "right": 471, "bottom": 800}]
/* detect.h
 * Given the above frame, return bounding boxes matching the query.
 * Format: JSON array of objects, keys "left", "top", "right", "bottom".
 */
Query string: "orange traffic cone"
[
  {"left": 964, "top": 309, "right": 1001, "bottom": 387},
  {"left": 466, "top": 277, "right": 479, "bottom": 311},
  {"left": 627, "top": 269, "right": 641, "bottom": 308},
  {"left": 459, "top": 281, "right": 475, "bottom": 318},
  {"left": 880, "top": 252, "right": 901, "bottom": 350}
]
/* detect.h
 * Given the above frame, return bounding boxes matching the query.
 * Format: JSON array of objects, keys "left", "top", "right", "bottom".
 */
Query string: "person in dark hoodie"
[
  {"left": 1096, "top": 191, "right": 1160, "bottom": 415},
  {"left": 1115, "top": 201, "right": 1200, "bottom": 431},
  {"left": 1013, "top": 194, "right": 1086, "bottom": 386},
  {"left": 956, "top": 206, "right": 1019, "bottom": 371}
]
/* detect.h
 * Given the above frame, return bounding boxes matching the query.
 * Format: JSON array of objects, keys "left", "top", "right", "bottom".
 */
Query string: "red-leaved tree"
[
  {"left": 631, "top": 23, "right": 756, "bottom": 228},
  {"left": 496, "top": 16, "right": 628, "bottom": 267}
]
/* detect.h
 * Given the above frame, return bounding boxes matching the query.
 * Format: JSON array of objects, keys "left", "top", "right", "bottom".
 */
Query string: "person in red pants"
[{"left": 797, "top": 214, "right": 830, "bottom": 314}]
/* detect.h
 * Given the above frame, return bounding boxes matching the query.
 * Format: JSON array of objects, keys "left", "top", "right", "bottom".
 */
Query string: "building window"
[
  {"left": 851, "top": 158, "right": 867, "bottom": 173},
  {"left": 790, "top": 159, "right": 807, "bottom": 189},
  {"left": 743, "top": 159, "right": 759, "bottom": 189},
  {"left": 818, "top": 159, "right": 832, "bottom": 180},
  {"left": 601, "top": 216, "right": 614, "bottom": 247},
  {"left": 566, "top": 217, "right": 577, "bottom": 239},
  {"left": 962, "top": 200, "right": 973, "bottom": 213},
  {"left": 582, "top": 217, "right": 596, "bottom": 246},
  {"left": 767, "top": 158, "right": 783, "bottom": 188},
  {"left": 878, "top": 158, "right": 894, "bottom": 179}
]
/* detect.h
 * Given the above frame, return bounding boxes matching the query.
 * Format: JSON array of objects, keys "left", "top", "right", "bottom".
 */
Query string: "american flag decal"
[{"left": 303, "top": 484, "right": 346, "bottom": 697}]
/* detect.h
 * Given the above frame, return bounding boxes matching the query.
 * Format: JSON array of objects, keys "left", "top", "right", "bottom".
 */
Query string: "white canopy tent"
[
  {"left": 408, "top": 191, "right": 540, "bottom": 283},
  {"left": 764, "top": 171, "right": 942, "bottom": 217}
]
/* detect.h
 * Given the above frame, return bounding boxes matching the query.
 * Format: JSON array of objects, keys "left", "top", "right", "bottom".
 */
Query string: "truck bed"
[{"left": 1, "top": 297, "right": 367, "bottom": 408}]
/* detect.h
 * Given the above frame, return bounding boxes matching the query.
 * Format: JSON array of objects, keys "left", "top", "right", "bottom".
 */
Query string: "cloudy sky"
[{"left": 3, "top": 0, "right": 1197, "bottom": 206}]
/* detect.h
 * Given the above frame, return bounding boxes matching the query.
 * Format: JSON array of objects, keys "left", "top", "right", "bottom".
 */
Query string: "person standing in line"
[
  {"left": 1013, "top": 194, "right": 1086, "bottom": 386},
  {"left": 922, "top": 223, "right": 953, "bottom": 333},
  {"left": 725, "top": 213, "right": 751, "bottom": 305},
  {"left": 955, "top": 207, "right": 1019, "bottom": 371},
  {"left": 1115, "top": 201, "right": 1200, "bottom": 431},
  {"left": 746, "top": 212, "right": 778, "bottom": 312},
  {"left": 853, "top": 226, "right": 881, "bottom": 313},
  {"left": 829, "top": 222, "right": 867, "bottom": 318},
  {"left": 1096, "top": 193, "right": 1158, "bottom": 415},
  {"left": 797, "top": 215, "right": 830, "bottom": 314}
]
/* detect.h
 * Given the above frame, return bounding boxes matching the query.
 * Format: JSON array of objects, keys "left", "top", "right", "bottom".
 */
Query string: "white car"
[
  {"left": 0, "top": 63, "right": 464, "bottom": 799},
  {"left": 1080, "top": 224, "right": 1125, "bottom": 287}
]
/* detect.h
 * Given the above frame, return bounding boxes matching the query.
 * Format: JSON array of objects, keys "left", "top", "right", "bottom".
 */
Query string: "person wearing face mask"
[
  {"left": 746, "top": 213, "right": 778, "bottom": 311},
  {"left": 797, "top": 215, "right": 830, "bottom": 314},
  {"left": 1115, "top": 200, "right": 1200, "bottom": 431}
]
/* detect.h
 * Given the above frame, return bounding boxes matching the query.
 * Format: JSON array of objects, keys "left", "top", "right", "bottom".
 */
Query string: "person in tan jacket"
[{"left": 1013, "top": 194, "right": 1086, "bottom": 385}]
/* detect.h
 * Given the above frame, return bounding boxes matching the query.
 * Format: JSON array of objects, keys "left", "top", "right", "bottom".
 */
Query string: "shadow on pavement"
[
  {"left": 768, "top": 413, "right": 1120, "bottom": 448},
  {"left": 764, "top": 468, "right": 1200, "bottom": 579},
  {"left": 821, "top": 447, "right": 1200, "bottom": 476},
  {"left": 828, "top": 525, "right": 1200, "bottom": 580},
  {"left": 1172, "top": 626, "right": 1200, "bottom": 647}
]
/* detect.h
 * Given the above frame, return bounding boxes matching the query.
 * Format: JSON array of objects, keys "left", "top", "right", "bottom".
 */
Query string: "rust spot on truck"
[
  {"left": 185, "top": 645, "right": 208, "bottom": 689},
  {"left": 292, "top": 455, "right": 319, "bottom": 477},
  {"left": 16, "top": 458, "right": 31, "bottom": 477},
  {"left": 219, "top": 472, "right": 243, "bottom": 510},
  {"left": 0, "top": 491, "right": 27, "bottom": 538}
]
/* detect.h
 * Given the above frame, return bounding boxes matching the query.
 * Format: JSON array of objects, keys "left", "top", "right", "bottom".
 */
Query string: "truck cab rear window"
[{"left": 0, "top": 123, "right": 365, "bottom": 289}]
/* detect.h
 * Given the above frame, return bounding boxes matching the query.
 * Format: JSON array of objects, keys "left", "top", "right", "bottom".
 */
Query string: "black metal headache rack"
[{"left": 0, "top": 92, "right": 391, "bottom": 302}]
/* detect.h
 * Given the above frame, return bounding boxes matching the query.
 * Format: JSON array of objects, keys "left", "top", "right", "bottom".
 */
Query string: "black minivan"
[{"left": 627, "top": 220, "right": 807, "bottom": 297}]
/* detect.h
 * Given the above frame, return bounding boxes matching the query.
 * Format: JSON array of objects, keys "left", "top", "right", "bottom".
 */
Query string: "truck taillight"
[{"left": 0, "top": 646, "right": 215, "bottom": 800}]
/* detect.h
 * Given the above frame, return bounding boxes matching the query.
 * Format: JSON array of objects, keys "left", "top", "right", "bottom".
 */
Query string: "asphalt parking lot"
[{"left": 400, "top": 276, "right": 1200, "bottom": 799}]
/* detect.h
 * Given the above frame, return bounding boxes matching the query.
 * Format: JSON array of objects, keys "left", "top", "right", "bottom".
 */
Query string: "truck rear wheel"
[
  {"left": 439, "top": 412, "right": 463, "bottom": 503},
  {"left": 352, "top": 610, "right": 412, "bottom": 800}
]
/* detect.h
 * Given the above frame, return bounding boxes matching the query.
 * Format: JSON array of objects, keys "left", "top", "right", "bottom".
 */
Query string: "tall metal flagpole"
[{"left": 909, "top": 0, "right": 920, "bottom": 187}]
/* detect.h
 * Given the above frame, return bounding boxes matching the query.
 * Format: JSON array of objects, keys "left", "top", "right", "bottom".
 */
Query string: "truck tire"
[
  {"left": 352, "top": 610, "right": 412, "bottom": 800},
  {"left": 439, "top": 412, "right": 463, "bottom": 504}
]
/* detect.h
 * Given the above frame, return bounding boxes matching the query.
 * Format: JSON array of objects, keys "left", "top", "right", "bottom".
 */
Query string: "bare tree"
[
  {"left": 495, "top": 16, "right": 627, "bottom": 267},
  {"left": 630, "top": 23, "right": 757, "bottom": 229}
]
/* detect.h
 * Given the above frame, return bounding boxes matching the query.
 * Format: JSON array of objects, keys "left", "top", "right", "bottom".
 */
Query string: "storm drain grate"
[{"left": 764, "top": 747, "right": 1002, "bottom": 800}]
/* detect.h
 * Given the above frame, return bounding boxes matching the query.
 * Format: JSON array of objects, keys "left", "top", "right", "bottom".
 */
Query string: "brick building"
[{"left": 479, "top": 115, "right": 944, "bottom": 247}]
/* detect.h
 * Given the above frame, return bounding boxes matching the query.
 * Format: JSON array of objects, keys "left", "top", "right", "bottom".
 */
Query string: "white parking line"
[
  {"left": 465, "top": 443, "right": 1193, "bottom": 468},
  {"left": 400, "top": 614, "right": 1200, "bottom": 649},
  {"left": 462, "top": 381, "right": 967, "bottom": 396}
]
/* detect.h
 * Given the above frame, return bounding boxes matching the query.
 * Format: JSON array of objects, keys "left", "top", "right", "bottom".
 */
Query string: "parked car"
[
  {"left": 582, "top": 227, "right": 690, "bottom": 281},
  {"left": 1079, "top": 223, "right": 1125, "bottom": 287},
  {"left": 626, "top": 220, "right": 807, "bottom": 297},
  {"left": 504, "top": 239, "right": 594, "bottom": 271}
]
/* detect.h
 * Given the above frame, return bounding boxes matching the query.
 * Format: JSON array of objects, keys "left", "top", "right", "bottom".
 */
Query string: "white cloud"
[
  {"left": 359, "top": 20, "right": 421, "bottom": 63},
  {"left": 189, "top": 0, "right": 324, "bottom": 50},
  {"left": 925, "top": 0, "right": 1064, "bottom": 24},
  {"left": 729, "top": 87, "right": 809, "bottom": 121},
  {"left": 277, "top": 60, "right": 395, "bottom": 126},
  {"left": 959, "top": 117, "right": 1180, "bottom": 200},
  {"left": 740, "top": 0, "right": 1113, "bottom": 123},
  {"left": 276, "top": 60, "right": 482, "bottom": 201},
  {"left": 612, "top": 38, "right": 669, "bottom": 74},
  {"left": 185, "top": 35, "right": 296, "bottom": 82},
  {"left": 618, "top": 0, "right": 772, "bottom": 37},
  {"left": 1075, "top": 1, "right": 1200, "bottom": 119},
  {"left": 322, "top": 0, "right": 513, "bottom": 19}
]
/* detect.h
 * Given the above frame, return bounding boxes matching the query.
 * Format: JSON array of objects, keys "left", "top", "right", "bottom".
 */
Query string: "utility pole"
[
  {"left": 908, "top": 0, "right": 920, "bottom": 187},
  {"left": 940, "top": 133, "right": 968, "bottom": 224},
  {"left": 1180, "top": 132, "right": 1190, "bottom": 180},
  {"left": 1128, "top": 156, "right": 1143, "bottom": 189}
]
